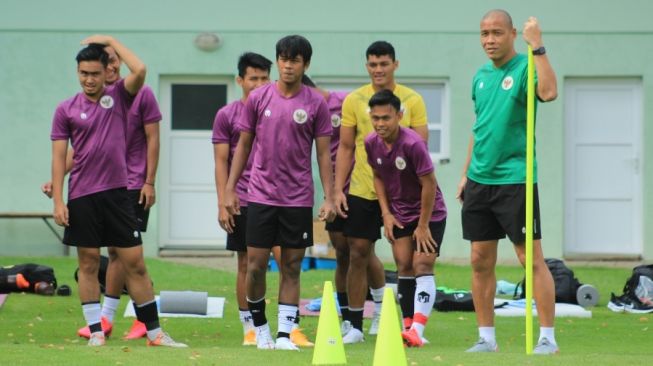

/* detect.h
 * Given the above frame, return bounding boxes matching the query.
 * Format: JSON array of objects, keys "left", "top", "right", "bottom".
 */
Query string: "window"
[
  {"left": 171, "top": 84, "right": 227, "bottom": 130},
  {"left": 316, "top": 78, "right": 450, "bottom": 163},
  {"left": 403, "top": 82, "right": 450, "bottom": 163}
]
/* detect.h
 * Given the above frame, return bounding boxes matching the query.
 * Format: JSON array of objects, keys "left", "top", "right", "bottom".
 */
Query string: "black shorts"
[
  {"left": 342, "top": 195, "right": 383, "bottom": 241},
  {"left": 392, "top": 219, "right": 446, "bottom": 256},
  {"left": 246, "top": 203, "right": 313, "bottom": 249},
  {"left": 325, "top": 214, "right": 345, "bottom": 232},
  {"left": 226, "top": 206, "right": 248, "bottom": 252},
  {"left": 63, "top": 188, "right": 142, "bottom": 248},
  {"left": 461, "top": 179, "right": 542, "bottom": 244},
  {"left": 127, "top": 189, "right": 150, "bottom": 232}
]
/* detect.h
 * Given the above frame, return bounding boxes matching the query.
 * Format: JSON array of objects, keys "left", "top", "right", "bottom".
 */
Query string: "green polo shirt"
[{"left": 468, "top": 53, "right": 539, "bottom": 184}]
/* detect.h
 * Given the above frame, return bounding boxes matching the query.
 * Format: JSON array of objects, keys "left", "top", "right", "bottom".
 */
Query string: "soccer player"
[
  {"left": 43, "top": 44, "right": 162, "bottom": 341},
  {"left": 50, "top": 36, "right": 185, "bottom": 347},
  {"left": 300, "top": 75, "right": 352, "bottom": 334},
  {"left": 213, "top": 52, "right": 298, "bottom": 346},
  {"left": 223, "top": 35, "right": 336, "bottom": 350},
  {"left": 364, "top": 89, "right": 446, "bottom": 348},
  {"left": 457, "top": 10, "right": 558, "bottom": 354},
  {"left": 334, "top": 41, "right": 429, "bottom": 343}
]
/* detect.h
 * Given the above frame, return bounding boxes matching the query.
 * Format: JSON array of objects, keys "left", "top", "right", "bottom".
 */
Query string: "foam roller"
[{"left": 159, "top": 291, "right": 208, "bottom": 315}]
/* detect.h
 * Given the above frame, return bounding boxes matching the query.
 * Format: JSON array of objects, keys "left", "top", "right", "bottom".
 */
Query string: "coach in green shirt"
[{"left": 457, "top": 9, "right": 559, "bottom": 354}]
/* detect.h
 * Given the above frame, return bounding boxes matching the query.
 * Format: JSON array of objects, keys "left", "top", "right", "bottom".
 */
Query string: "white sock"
[
  {"left": 101, "top": 295, "right": 120, "bottom": 322},
  {"left": 277, "top": 304, "right": 298, "bottom": 337},
  {"left": 239, "top": 309, "right": 254, "bottom": 333},
  {"left": 82, "top": 302, "right": 101, "bottom": 327},
  {"left": 370, "top": 287, "right": 384, "bottom": 314},
  {"left": 479, "top": 327, "right": 496, "bottom": 345},
  {"left": 412, "top": 275, "right": 436, "bottom": 337},
  {"left": 539, "top": 327, "right": 556, "bottom": 345}
]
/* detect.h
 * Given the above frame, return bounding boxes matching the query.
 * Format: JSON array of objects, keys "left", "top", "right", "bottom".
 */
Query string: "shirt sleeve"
[
  {"left": 50, "top": 104, "right": 70, "bottom": 141},
  {"left": 340, "top": 93, "right": 357, "bottom": 128},
  {"left": 408, "top": 93, "right": 427, "bottom": 127},
  {"left": 364, "top": 136, "right": 375, "bottom": 167},
  {"left": 237, "top": 94, "right": 257, "bottom": 134},
  {"left": 410, "top": 139, "right": 434, "bottom": 177},
  {"left": 138, "top": 86, "right": 162, "bottom": 124},
  {"left": 314, "top": 98, "right": 332, "bottom": 137},
  {"left": 212, "top": 107, "right": 231, "bottom": 144}
]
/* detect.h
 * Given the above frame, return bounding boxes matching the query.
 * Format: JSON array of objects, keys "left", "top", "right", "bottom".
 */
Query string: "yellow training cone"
[
  {"left": 373, "top": 287, "right": 407, "bottom": 366},
  {"left": 312, "top": 281, "right": 347, "bottom": 365}
]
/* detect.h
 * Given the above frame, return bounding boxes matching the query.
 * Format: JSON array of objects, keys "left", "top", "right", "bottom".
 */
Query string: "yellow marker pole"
[{"left": 525, "top": 45, "right": 535, "bottom": 355}]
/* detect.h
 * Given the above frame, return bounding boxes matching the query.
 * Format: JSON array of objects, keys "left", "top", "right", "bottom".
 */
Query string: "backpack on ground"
[
  {"left": 0, "top": 263, "right": 58, "bottom": 295},
  {"left": 622, "top": 264, "right": 653, "bottom": 305},
  {"left": 434, "top": 287, "right": 475, "bottom": 312},
  {"left": 516, "top": 258, "right": 582, "bottom": 304}
]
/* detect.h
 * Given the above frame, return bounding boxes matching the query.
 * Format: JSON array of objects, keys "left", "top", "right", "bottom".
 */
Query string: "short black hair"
[
  {"left": 276, "top": 35, "right": 312, "bottom": 64},
  {"left": 237, "top": 52, "right": 272, "bottom": 78},
  {"left": 366, "top": 41, "right": 395, "bottom": 61},
  {"left": 368, "top": 89, "right": 401, "bottom": 112},
  {"left": 301, "top": 74, "right": 316, "bottom": 88},
  {"left": 75, "top": 43, "right": 109, "bottom": 67},
  {"left": 482, "top": 9, "right": 513, "bottom": 28}
]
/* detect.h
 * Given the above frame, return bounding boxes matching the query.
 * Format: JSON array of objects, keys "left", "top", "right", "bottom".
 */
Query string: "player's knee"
[
  {"left": 107, "top": 248, "right": 119, "bottom": 261},
  {"left": 470, "top": 252, "right": 493, "bottom": 273}
]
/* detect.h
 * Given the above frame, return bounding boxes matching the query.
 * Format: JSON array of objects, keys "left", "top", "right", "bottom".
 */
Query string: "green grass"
[{"left": 0, "top": 256, "right": 651, "bottom": 365}]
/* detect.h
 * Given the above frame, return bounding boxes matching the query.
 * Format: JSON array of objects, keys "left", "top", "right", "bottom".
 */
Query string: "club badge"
[
  {"left": 100, "top": 95, "right": 114, "bottom": 109},
  {"left": 502, "top": 76, "right": 514, "bottom": 91},
  {"left": 293, "top": 109, "right": 308, "bottom": 124},
  {"left": 331, "top": 114, "right": 341, "bottom": 127},
  {"left": 395, "top": 156, "right": 406, "bottom": 170}
]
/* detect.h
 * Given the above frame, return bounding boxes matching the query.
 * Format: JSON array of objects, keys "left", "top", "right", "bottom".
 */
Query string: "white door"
[
  {"left": 564, "top": 78, "right": 643, "bottom": 257},
  {"left": 159, "top": 77, "right": 234, "bottom": 250}
]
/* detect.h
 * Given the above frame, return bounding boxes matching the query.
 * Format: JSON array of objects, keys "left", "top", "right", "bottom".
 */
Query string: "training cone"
[
  {"left": 373, "top": 287, "right": 407, "bottom": 366},
  {"left": 312, "top": 281, "right": 347, "bottom": 365}
]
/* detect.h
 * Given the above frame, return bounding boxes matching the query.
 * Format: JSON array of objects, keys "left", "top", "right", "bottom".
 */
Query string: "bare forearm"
[
  {"left": 226, "top": 135, "right": 252, "bottom": 190},
  {"left": 461, "top": 135, "right": 474, "bottom": 177},
  {"left": 534, "top": 55, "right": 558, "bottom": 102},
  {"left": 418, "top": 175, "right": 436, "bottom": 227},
  {"left": 334, "top": 145, "right": 353, "bottom": 192},
  {"left": 51, "top": 142, "right": 68, "bottom": 204},
  {"left": 145, "top": 135, "right": 159, "bottom": 185},
  {"left": 214, "top": 148, "right": 229, "bottom": 203},
  {"left": 373, "top": 175, "right": 391, "bottom": 216}
]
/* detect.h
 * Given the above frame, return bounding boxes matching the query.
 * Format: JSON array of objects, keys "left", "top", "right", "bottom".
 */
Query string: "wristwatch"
[{"left": 532, "top": 46, "right": 546, "bottom": 56}]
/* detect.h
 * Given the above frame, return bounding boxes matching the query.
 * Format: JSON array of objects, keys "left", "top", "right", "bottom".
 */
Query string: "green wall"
[{"left": 1, "top": 0, "right": 651, "bottom": 261}]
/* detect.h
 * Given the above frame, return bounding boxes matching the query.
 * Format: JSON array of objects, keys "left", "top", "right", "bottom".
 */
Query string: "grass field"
[{"left": 0, "top": 256, "right": 651, "bottom": 365}]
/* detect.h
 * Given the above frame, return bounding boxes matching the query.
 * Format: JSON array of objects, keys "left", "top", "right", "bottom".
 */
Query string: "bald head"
[{"left": 481, "top": 9, "right": 513, "bottom": 29}]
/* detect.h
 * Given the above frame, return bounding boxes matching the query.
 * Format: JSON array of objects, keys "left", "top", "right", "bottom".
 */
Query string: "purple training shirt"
[
  {"left": 125, "top": 84, "right": 162, "bottom": 190},
  {"left": 365, "top": 126, "right": 447, "bottom": 226},
  {"left": 51, "top": 79, "right": 133, "bottom": 200},
  {"left": 326, "top": 91, "right": 352, "bottom": 192},
  {"left": 238, "top": 82, "right": 332, "bottom": 207},
  {"left": 212, "top": 100, "right": 253, "bottom": 206}
]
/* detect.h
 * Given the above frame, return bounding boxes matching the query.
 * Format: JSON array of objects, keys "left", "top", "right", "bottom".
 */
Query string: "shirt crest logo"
[
  {"left": 501, "top": 76, "right": 514, "bottom": 91},
  {"left": 331, "top": 114, "right": 341, "bottom": 127},
  {"left": 100, "top": 95, "right": 114, "bottom": 109},
  {"left": 395, "top": 156, "right": 406, "bottom": 170},
  {"left": 80, "top": 112, "right": 88, "bottom": 120},
  {"left": 264, "top": 109, "right": 272, "bottom": 117},
  {"left": 293, "top": 109, "right": 308, "bottom": 124},
  {"left": 479, "top": 81, "right": 484, "bottom": 89},
  {"left": 376, "top": 158, "right": 382, "bottom": 165}
]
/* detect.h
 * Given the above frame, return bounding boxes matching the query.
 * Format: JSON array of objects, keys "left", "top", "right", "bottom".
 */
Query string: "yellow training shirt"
[{"left": 341, "top": 83, "right": 427, "bottom": 200}]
